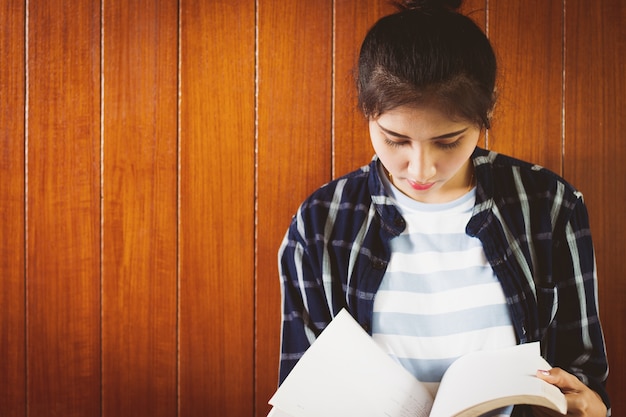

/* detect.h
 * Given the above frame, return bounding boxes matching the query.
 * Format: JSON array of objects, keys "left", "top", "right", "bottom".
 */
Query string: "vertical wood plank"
[
  {"left": 256, "top": 1, "right": 333, "bottom": 415},
  {"left": 488, "top": 0, "right": 563, "bottom": 173},
  {"left": 333, "top": 0, "right": 395, "bottom": 178},
  {"left": 27, "top": 1, "right": 101, "bottom": 416},
  {"left": 0, "top": 0, "right": 26, "bottom": 415},
  {"left": 102, "top": 0, "right": 178, "bottom": 416},
  {"left": 461, "top": 0, "right": 486, "bottom": 27},
  {"left": 565, "top": 0, "right": 626, "bottom": 412},
  {"left": 179, "top": 0, "right": 256, "bottom": 415}
]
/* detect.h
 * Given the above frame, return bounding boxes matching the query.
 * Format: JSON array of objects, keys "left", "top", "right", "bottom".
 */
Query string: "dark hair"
[{"left": 357, "top": 0, "right": 496, "bottom": 129}]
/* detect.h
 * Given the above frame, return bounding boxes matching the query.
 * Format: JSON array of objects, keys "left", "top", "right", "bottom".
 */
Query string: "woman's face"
[{"left": 369, "top": 105, "right": 481, "bottom": 203}]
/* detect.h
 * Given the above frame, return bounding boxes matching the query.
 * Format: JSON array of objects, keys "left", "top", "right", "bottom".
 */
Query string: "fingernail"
[{"left": 539, "top": 369, "right": 551, "bottom": 376}]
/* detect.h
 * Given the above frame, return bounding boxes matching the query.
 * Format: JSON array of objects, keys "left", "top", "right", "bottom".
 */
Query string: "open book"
[{"left": 268, "top": 309, "right": 566, "bottom": 417}]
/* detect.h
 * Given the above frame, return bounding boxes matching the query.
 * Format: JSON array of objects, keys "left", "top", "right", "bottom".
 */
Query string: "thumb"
[
  {"left": 537, "top": 368, "right": 557, "bottom": 382},
  {"left": 536, "top": 367, "right": 581, "bottom": 392}
]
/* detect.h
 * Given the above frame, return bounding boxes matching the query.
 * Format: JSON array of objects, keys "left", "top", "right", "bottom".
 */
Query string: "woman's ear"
[{"left": 484, "top": 88, "right": 498, "bottom": 129}]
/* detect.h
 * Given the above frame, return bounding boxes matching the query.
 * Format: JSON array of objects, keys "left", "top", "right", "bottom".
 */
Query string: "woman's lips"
[{"left": 407, "top": 179, "right": 435, "bottom": 191}]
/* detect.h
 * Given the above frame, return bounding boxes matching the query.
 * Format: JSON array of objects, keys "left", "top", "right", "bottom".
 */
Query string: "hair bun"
[{"left": 396, "top": 0, "right": 463, "bottom": 12}]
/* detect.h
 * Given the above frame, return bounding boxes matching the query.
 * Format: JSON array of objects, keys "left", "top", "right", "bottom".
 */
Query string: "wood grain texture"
[
  {"left": 564, "top": 0, "right": 626, "bottom": 413},
  {"left": 461, "top": 0, "right": 486, "bottom": 26},
  {"left": 179, "top": 0, "right": 256, "bottom": 415},
  {"left": 488, "top": 0, "right": 563, "bottom": 173},
  {"left": 0, "top": 0, "right": 26, "bottom": 415},
  {"left": 27, "top": 1, "right": 101, "bottom": 416},
  {"left": 333, "top": 0, "right": 395, "bottom": 178},
  {"left": 256, "top": 1, "right": 333, "bottom": 415},
  {"left": 102, "top": 1, "right": 178, "bottom": 416}
]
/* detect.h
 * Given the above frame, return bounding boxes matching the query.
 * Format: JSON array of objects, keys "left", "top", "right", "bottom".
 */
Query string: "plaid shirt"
[{"left": 278, "top": 147, "right": 610, "bottom": 412}]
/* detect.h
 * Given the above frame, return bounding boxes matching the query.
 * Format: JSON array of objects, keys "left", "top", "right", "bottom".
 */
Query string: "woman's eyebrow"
[
  {"left": 377, "top": 121, "right": 468, "bottom": 140},
  {"left": 431, "top": 127, "right": 468, "bottom": 140},
  {"left": 377, "top": 122, "right": 411, "bottom": 139}
]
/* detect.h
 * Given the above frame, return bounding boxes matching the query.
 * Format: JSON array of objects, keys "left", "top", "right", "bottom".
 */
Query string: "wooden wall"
[{"left": 0, "top": 0, "right": 624, "bottom": 416}]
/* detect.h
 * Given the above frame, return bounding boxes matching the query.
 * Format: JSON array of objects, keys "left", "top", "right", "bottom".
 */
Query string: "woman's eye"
[
  {"left": 436, "top": 138, "right": 462, "bottom": 150},
  {"left": 384, "top": 137, "right": 407, "bottom": 148},
  {"left": 383, "top": 134, "right": 463, "bottom": 149}
]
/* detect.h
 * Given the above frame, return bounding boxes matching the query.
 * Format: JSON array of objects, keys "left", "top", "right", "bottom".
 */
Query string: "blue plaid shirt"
[{"left": 278, "top": 147, "right": 610, "bottom": 413}]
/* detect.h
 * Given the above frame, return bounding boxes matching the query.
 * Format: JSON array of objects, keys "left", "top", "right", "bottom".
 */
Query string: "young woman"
[{"left": 277, "top": 1, "right": 610, "bottom": 415}]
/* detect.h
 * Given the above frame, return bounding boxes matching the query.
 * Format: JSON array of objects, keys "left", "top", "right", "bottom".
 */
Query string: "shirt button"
[
  {"left": 371, "top": 259, "right": 386, "bottom": 270},
  {"left": 394, "top": 217, "right": 405, "bottom": 227}
]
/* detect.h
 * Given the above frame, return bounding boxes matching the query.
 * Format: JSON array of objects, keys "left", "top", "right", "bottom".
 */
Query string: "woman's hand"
[{"left": 532, "top": 367, "right": 607, "bottom": 417}]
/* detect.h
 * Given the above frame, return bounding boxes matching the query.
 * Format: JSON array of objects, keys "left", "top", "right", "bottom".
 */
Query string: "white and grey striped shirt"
[{"left": 372, "top": 171, "right": 516, "bottom": 416}]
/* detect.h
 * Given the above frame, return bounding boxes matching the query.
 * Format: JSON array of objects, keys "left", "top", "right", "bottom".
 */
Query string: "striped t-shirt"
[{"left": 372, "top": 169, "right": 517, "bottom": 412}]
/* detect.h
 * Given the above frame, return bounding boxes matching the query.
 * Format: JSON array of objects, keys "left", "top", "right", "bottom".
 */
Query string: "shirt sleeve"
[
  {"left": 548, "top": 195, "right": 610, "bottom": 411},
  {"left": 277, "top": 212, "right": 332, "bottom": 384}
]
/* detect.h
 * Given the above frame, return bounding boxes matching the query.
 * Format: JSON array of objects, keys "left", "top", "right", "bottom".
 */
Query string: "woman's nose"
[{"left": 407, "top": 147, "right": 435, "bottom": 182}]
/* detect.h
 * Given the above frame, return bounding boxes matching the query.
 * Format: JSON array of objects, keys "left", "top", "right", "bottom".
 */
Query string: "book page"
[
  {"left": 268, "top": 309, "right": 434, "bottom": 417},
  {"left": 429, "top": 342, "right": 567, "bottom": 417}
]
